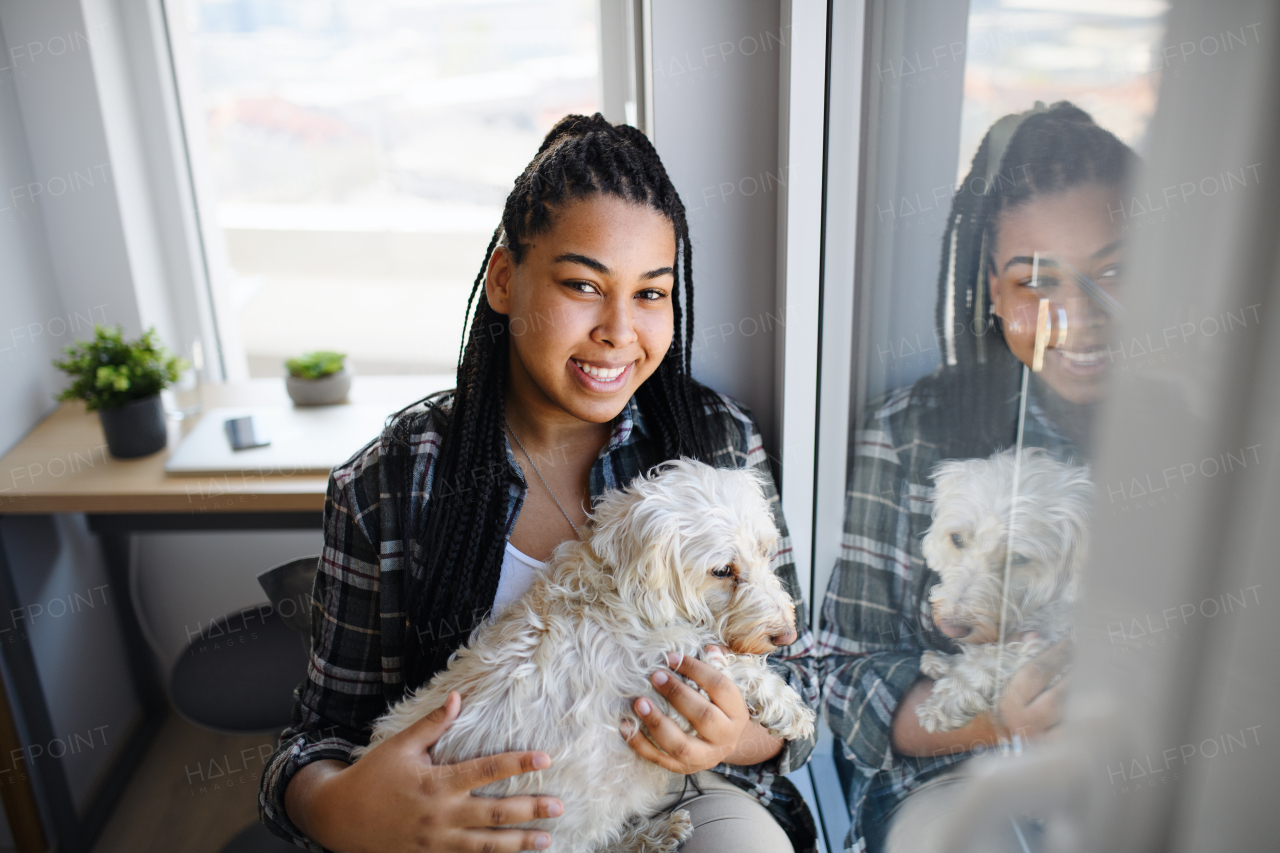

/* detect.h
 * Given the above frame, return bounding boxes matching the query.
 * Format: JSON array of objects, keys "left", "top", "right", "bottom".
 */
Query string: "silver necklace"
[{"left": 504, "top": 418, "right": 581, "bottom": 538}]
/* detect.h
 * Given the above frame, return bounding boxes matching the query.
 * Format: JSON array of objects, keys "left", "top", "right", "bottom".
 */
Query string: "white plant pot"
[{"left": 286, "top": 367, "right": 352, "bottom": 406}]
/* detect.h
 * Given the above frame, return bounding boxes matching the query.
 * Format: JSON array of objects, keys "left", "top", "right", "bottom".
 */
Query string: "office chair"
[{"left": 170, "top": 556, "right": 319, "bottom": 852}]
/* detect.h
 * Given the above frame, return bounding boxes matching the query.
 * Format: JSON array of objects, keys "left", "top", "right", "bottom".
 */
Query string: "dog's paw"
[
  {"left": 769, "top": 710, "right": 817, "bottom": 742},
  {"left": 746, "top": 674, "right": 816, "bottom": 740},
  {"left": 919, "top": 650, "right": 951, "bottom": 680},
  {"left": 764, "top": 700, "right": 816, "bottom": 742},
  {"left": 915, "top": 697, "right": 957, "bottom": 734},
  {"left": 916, "top": 675, "right": 986, "bottom": 734},
  {"left": 662, "top": 809, "right": 694, "bottom": 852},
  {"left": 615, "top": 809, "right": 693, "bottom": 853}
]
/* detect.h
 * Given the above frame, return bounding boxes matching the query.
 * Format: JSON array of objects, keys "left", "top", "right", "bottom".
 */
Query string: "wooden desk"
[
  {"left": 0, "top": 375, "right": 446, "bottom": 515},
  {"left": 0, "top": 376, "right": 449, "bottom": 852}
]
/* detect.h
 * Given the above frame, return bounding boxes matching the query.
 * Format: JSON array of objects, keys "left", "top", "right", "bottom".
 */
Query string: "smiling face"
[
  {"left": 988, "top": 183, "right": 1124, "bottom": 405},
  {"left": 485, "top": 194, "right": 677, "bottom": 426}
]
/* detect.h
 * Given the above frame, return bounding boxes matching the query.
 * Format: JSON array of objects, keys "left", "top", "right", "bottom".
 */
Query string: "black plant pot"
[{"left": 98, "top": 395, "right": 168, "bottom": 459}]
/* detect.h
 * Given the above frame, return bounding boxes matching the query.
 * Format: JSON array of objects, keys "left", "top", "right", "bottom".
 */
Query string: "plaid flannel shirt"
[
  {"left": 259, "top": 391, "right": 820, "bottom": 851},
  {"left": 817, "top": 375, "right": 1080, "bottom": 853}
]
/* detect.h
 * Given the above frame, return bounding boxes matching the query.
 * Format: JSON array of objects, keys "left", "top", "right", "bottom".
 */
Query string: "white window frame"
[
  {"left": 156, "top": 0, "right": 638, "bottom": 383},
  {"left": 811, "top": 0, "right": 866, "bottom": 637},
  {"left": 775, "top": 0, "right": 831, "bottom": 631},
  {"left": 154, "top": 0, "right": 250, "bottom": 381},
  {"left": 597, "top": 0, "right": 651, "bottom": 132}
]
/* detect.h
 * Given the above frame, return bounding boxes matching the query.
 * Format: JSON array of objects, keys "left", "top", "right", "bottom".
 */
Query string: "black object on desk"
[{"left": 224, "top": 415, "right": 271, "bottom": 451}]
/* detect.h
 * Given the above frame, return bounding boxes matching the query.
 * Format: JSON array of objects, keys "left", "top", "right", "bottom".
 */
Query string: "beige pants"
[
  {"left": 654, "top": 771, "right": 794, "bottom": 853},
  {"left": 882, "top": 770, "right": 1042, "bottom": 853}
]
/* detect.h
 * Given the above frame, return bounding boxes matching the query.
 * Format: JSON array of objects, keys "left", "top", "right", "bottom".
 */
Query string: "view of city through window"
[
  {"left": 960, "top": 0, "right": 1167, "bottom": 171},
  {"left": 177, "top": 0, "right": 600, "bottom": 376}
]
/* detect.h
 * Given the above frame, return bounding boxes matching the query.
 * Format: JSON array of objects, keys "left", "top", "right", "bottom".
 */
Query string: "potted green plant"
[
  {"left": 284, "top": 350, "right": 351, "bottom": 406},
  {"left": 54, "top": 325, "right": 187, "bottom": 458}
]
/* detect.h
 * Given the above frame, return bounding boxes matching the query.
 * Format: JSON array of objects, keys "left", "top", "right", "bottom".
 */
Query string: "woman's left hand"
[{"left": 622, "top": 647, "right": 782, "bottom": 772}]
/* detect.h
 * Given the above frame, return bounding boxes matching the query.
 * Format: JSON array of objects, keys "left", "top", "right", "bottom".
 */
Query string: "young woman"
[
  {"left": 258, "top": 114, "right": 820, "bottom": 853},
  {"left": 818, "top": 102, "right": 1136, "bottom": 853}
]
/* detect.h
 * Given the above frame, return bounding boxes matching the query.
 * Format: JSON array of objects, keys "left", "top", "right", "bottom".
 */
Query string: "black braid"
[
  {"left": 917, "top": 101, "right": 1137, "bottom": 458},
  {"left": 399, "top": 114, "right": 724, "bottom": 687}
]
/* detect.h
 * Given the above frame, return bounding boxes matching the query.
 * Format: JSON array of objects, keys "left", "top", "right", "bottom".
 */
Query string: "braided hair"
[
  {"left": 917, "top": 101, "right": 1137, "bottom": 458},
  {"left": 393, "top": 114, "right": 725, "bottom": 688}
]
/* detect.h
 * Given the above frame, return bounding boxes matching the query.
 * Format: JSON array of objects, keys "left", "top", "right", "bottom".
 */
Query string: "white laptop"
[{"left": 164, "top": 404, "right": 396, "bottom": 475}]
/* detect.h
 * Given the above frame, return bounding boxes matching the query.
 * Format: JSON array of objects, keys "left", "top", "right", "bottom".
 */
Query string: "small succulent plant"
[{"left": 285, "top": 350, "right": 347, "bottom": 380}]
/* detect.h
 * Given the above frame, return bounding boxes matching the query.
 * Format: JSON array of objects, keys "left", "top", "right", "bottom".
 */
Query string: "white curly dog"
[
  {"left": 916, "top": 448, "right": 1092, "bottom": 733},
  {"left": 355, "top": 459, "right": 815, "bottom": 853}
]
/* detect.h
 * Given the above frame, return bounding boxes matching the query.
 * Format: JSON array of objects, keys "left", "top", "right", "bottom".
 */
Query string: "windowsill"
[{"left": 192, "top": 374, "right": 456, "bottom": 409}]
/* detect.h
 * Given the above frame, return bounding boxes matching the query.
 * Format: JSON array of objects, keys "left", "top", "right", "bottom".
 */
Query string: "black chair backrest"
[
  {"left": 171, "top": 604, "right": 307, "bottom": 731},
  {"left": 256, "top": 556, "right": 320, "bottom": 639}
]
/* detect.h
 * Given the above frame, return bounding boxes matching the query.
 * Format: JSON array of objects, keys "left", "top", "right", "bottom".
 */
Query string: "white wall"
[
  {"left": 0, "top": 2, "right": 141, "bottom": 825},
  {"left": 649, "top": 0, "right": 784, "bottom": 454},
  {"left": 1, "top": 0, "right": 300, "bottom": 690},
  {"left": 647, "top": 0, "right": 824, "bottom": 609},
  {"left": 0, "top": 0, "right": 151, "bottom": 341},
  {"left": 0, "top": 13, "right": 65, "bottom": 843},
  {"left": 0, "top": 18, "right": 72, "bottom": 457}
]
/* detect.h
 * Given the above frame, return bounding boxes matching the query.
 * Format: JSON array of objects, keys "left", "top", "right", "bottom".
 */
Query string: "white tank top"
[{"left": 492, "top": 542, "right": 546, "bottom": 614}]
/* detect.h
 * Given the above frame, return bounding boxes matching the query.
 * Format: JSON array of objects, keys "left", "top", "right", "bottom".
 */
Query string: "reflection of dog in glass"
[
  {"left": 916, "top": 449, "right": 1091, "bottom": 733},
  {"left": 355, "top": 459, "right": 815, "bottom": 853}
]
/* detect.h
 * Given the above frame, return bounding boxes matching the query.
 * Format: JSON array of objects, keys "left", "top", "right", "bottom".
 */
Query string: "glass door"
[{"left": 814, "top": 1, "right": 1280, "bottom": 850}]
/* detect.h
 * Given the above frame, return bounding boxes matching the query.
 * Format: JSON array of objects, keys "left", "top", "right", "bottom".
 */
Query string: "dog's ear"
[
  {"left": 588, "top": 461, "right": 689, "bottom": 581},
  {"left": 922, "top": 457, "right": 977, "bottom": 567},
  {"left": 591, "top": 491, "right": 692, "bottom": 625},
  {"left": 928, "top": 457, "right": 976, "bottom": 503},
  {"left": 592, "top": 495, "right": 684, "bottom": 584},
  {"left": 588, "top": 485, "right": 648, "bottom": 578},
  {"left": 587, "top": 463, "right": 711, "bottom": 625}
]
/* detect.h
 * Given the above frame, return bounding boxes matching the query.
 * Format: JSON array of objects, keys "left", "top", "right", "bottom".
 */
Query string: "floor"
[{"left": 90, "top": 713, "right": 278, "bottom": 853}]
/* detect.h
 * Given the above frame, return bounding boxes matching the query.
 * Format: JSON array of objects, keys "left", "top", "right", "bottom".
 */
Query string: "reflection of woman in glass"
[{"left": 820, "top": 103, "right": 1136, "bottom": 853}]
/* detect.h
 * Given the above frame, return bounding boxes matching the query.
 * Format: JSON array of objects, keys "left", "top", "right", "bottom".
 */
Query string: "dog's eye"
[
  {"left": 1010, "top": 553, "right": 1031, "bottom": 566},
  {"left": 711, "top": 565, "right": 734, "bottom": 579},
  {"left": 950, "top": 533, "right": 964, "bottom": 549}
]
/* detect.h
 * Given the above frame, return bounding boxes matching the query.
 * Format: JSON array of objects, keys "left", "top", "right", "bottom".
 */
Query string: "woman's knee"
[{"left": 677, "top": 793, "right": 795, "bottom": 853}]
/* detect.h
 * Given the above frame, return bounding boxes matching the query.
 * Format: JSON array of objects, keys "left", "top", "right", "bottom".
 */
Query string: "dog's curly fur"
[
  {"left": 354, "top": 459, "right": 816, "bottom": 852},
  {"left": 916, "top": 449, "right": 1091, "bottom": 733}
]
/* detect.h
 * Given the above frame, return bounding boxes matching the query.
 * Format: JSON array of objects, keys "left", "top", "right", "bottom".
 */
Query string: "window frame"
[
  {"left": 156, "top": 0, "right": 639, "bottom": 383},
  {"left": 811, "top": 0, "right": 867, "bottom": 636},
  {"left": 808, "top": 1, "right": 1280, "bottom": 850}
]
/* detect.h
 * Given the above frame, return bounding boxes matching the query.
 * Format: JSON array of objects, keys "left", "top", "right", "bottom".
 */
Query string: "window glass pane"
[
  {"left": 177, "top": 0, "right": 599, "bottom": 376},
  {"left": 821, "top": 2, "right": 1171, "bottom": 850},
  {"left": 960, "top": 0, "right": 1166, "bottom": 180}
]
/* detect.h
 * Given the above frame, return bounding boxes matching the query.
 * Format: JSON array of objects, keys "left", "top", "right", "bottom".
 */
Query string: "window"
[
  {"left": 958, "top": 0, "right": 1166, "bottom": 179},
  {"left": 807, "top": 1, "right": 1280, "bottom": 850},
  {"left": 168, "top": 0, "right": 601, "bottom": 377},
  {"left": 852, "top": 0, "right": 1167, "bottom": 408}
]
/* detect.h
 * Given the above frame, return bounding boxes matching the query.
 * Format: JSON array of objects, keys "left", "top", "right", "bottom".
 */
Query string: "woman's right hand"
[
  {"left": 992, "top": 639, "right": 1072, "bottom": 741},
  {"left": 285, "top": 691, "right": 563, "bottom": 853},
  {"left": 891, "top": 640, "right": 1072, "bottom": 757}
]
